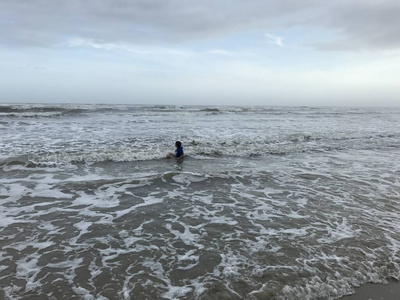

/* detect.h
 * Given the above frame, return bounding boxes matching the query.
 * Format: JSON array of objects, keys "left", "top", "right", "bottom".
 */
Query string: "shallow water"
[{"left": 1, "top": 104, "right": 400, "bottom": 299}]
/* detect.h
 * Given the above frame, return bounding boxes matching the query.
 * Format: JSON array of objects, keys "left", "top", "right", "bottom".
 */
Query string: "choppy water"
[{"left": 1, "top": 104, "right": 400, "bottom": 299}]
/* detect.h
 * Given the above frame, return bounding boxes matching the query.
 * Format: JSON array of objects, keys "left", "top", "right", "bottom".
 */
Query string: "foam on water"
[
  {"left": 1, "top": 104, "right": 400, "bottom": 167},
  {"left": 1, "top": 105, "right": 400, "bottom": 299}
]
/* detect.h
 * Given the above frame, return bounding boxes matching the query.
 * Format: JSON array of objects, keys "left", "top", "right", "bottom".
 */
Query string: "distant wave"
[
  {"left": 0, "top": 104, "right": 223, "bottom": 118},
  {"left": 2, "top": 104, "right": 397, "bottom": 120},
  {"left": 0, "top": 104, "right": 89, "bottom": 118},
  {"left": 200, "top": 108, "right": 220, "bottom": 113}
]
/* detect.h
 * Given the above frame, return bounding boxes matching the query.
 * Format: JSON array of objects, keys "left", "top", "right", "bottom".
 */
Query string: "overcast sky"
[{"left": 1, "top": 0, "right": 399, "bottom": 106}]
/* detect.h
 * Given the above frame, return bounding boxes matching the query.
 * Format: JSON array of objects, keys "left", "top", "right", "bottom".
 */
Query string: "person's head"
[{"left": 175, "top": 141, "right": 182, "bottom": 148}]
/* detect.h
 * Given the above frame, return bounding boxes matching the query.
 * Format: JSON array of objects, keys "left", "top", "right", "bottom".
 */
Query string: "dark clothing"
[{"left": 176, "top": 147, "right": 184, "bottom": 158}]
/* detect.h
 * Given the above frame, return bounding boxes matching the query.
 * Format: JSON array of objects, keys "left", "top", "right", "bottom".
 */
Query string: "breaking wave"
[{"left": 0, "top": 130, "right": 397, "bottom": 168}]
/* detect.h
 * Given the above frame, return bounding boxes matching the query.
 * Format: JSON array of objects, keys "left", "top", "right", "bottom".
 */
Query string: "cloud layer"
[
  {"left": 2, "top": 0, "right": 400, "bottom": 51},
  {"left": 2, "top": 1, "right": 399, "bottom": 106}
]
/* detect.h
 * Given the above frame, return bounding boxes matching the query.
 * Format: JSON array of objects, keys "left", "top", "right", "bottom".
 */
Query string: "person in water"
[{"left": 166, "top": 141, "right": 184, "bottom": 159}]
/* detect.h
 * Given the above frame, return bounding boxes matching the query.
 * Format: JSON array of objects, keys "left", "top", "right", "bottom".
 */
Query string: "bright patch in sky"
[{"left": 265, "top": 34, "right": 284, "bottom": 47}]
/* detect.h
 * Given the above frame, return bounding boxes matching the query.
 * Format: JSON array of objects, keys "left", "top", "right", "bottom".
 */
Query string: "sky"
[{"left": 1, "top": 0, "right": 400, "bottom": 107}]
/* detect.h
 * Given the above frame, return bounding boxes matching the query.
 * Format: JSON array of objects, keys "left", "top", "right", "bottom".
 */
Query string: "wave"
[
  {"left": 199, "top": 107, "right": 220, "bottom": 113},
  {"left": 0, "top": 155, "right": 39, "bottom": 169},
  {"left": 0, "top": 104, "right": 146, "bottom": 118},
  {"left": 3, "top": 104, "right": 398, "bottom": 120},
  {"left": 0, "top": 104, "right": 225, "bottom": 119},
  {"left": 1, "top": 131, "right": 397, "bottom": 168},
  {"left": 0, "top": 104, "right": 88, "bottom": 118}
]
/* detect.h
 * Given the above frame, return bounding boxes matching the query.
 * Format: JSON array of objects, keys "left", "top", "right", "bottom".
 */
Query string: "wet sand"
[{"left": 341, "top": 282, "right": 400, "bottom": 300}]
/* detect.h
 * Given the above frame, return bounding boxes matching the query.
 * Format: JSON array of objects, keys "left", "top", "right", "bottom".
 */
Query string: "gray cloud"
[
  {"left": 309, "top": 1, "right": 400, "bottom": 51},
  {"left": 1, "top": 0, "right": 399, "bottom": 51}
]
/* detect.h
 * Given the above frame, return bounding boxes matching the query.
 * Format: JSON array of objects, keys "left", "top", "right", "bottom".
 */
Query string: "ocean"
[{"left": 1, "top": 104, "right": 400, "bottom": 299}]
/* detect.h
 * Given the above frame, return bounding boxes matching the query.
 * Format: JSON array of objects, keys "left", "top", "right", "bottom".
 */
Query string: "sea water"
[{"left": 1, "top": 104, "right": 400, "bottom": 299}]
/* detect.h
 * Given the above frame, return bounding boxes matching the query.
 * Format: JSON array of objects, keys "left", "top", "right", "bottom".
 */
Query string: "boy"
[{"left": 166, "top": 141, "right": 184, "bottom": 159}]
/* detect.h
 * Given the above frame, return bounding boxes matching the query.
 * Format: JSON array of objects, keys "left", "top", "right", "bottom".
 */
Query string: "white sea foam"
[{"left": 2, "top": 105, "right": 400, "bottom": 299}]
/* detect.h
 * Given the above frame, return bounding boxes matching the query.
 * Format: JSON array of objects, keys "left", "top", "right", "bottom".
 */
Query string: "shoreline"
[{"left": 341, "top": 281, "right": 400, "bottom": 300}]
